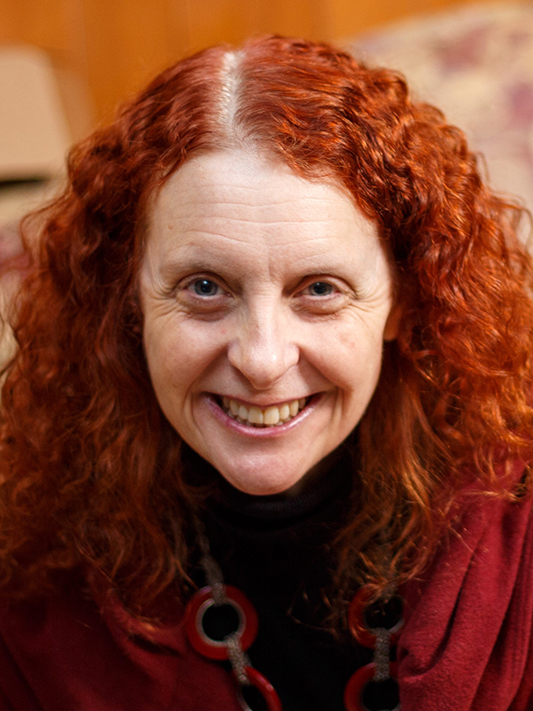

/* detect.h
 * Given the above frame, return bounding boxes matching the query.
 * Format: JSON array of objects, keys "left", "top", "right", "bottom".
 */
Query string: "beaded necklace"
[{"left": 184, "top": 528, "right": 403, "bottom": 711}]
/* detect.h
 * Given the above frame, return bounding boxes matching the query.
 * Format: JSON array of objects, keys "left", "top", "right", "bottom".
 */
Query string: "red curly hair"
[{"left": 1, "top": 36, "right": 532, "bottom": 614}]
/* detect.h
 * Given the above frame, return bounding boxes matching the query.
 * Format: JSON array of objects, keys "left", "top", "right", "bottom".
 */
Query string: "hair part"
[{"left": 217, "top": 50, "right": 243, "bottom": 139}]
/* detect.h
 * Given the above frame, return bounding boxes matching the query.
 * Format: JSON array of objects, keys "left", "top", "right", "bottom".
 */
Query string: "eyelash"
[
  {"left": 178, "top": 276, "right": 346, "bottom": 319},
  {"left": 183, "top": 278, "right": 338, "bottom": 296},
  {"left": 302, "top": 281, "right": 336, "bottom": 297},
  {"left": 187, "top": 278, "right": 222, "bottom": 297}
]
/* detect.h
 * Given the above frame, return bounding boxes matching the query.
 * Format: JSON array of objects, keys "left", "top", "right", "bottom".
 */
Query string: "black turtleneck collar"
[
  {"left": 183, "top": 441, "right": 357, "bottom": 536},
  {"left": 182, "top": 443, "right": 372, "bottom": 711}
]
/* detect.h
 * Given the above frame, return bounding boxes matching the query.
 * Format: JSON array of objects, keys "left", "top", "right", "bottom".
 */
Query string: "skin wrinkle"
[
  {"left": 154, "top": 244, "right": 379, "bottom": 278},
  {"left": 148, "top": 195, "right": 387, "bottom": 303},
  {"left": 149, "top": 260, "right": 390, "bottom": 325},
  {"left": 140, "top": 148, "right": 399, "bottom": 496}
]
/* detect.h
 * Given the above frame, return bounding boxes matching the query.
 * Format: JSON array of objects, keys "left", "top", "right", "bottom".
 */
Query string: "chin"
[
  {"left": 224, "top": 476, "right": 302, "bottom": 497},
  {"left": 219, "top": 462, "right": 307, "bottom": 497}
]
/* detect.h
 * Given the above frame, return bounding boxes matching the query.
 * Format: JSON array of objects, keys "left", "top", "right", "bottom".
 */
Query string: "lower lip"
[{"left": 205, "top": 394, "right": 320, "bottom": 438}]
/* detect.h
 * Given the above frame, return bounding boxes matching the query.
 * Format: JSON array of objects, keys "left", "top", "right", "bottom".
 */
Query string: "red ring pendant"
[
  {"left": 184, "top": 585, "right": 259, "bottom": 660},
  {"left": 348, "top": 586, "right": 404, "bottom": 648},
  {"left": 344, "top": 662, "right": 399, "bottom": 711},
  {"left": 236, "top": 667, "right": 283, "bottom": 711}
]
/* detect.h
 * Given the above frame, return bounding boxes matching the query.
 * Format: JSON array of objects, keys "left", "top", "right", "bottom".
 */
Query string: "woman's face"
[{"left": 140, "top": 150, "right": 400, "bottom": 495}]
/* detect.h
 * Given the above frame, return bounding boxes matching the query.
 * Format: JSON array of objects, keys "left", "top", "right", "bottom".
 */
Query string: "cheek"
[
  {"left": 306, "top": 322, "right": 385, "bottom": 393},
  {"left": 144, "top": 319, "right": 222, "bottom": 397}
]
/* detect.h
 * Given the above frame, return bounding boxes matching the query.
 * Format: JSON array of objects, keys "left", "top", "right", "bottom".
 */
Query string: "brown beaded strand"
[
  {"left": 344, "top": 587, "right": 403, "bottom": 711},
  {"left": 184, "top": 526, "right": 282, "bottom": 711},
  {"left": 184, "top": 527, "right": 403, "bottom": 711}
]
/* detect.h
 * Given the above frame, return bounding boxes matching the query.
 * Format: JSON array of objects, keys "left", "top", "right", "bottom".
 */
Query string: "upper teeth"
[{"left": 222, "top": 397, "right": 308, "bottom": 427}]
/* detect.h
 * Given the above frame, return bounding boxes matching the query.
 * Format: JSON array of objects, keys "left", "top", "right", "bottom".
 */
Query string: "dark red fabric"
[
  {"left": 398, "top": 486, "right": 533, "bottom": 710},
  {"left": 0, "top": 488, "right": 532, "bottom": 710},
  {"left": 0, "top": 585, "right": 241, "bottom": 711}
]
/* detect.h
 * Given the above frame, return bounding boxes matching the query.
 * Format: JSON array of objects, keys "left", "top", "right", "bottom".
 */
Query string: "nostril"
[{"left": 226, "top": 332, "right": 299, "bottom": 390}]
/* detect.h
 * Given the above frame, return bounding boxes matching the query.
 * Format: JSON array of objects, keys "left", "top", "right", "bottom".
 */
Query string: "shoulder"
[
  {"left": 399, "top": 487, "right": 533, "bottom": 710},
  {"left": 0, "top": 578, "right": 241, "bottom": 711}
]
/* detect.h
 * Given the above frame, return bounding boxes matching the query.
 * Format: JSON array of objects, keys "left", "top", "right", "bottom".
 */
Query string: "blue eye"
[
  {"left": 193, "top": 279, "right": 219, "bottom": 296},
  {"left": 308, "top": 281, "right": 333, "bottom": 296}
]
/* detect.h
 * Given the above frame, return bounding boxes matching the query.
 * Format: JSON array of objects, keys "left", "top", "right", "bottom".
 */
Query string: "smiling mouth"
[{"left": 217, "top": 396, "right": 310, "bottom": 428}]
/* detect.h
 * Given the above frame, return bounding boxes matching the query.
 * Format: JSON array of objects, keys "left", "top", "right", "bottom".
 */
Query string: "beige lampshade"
[{"left": 0, "top": 44, "right": 72, "bottom": 182}]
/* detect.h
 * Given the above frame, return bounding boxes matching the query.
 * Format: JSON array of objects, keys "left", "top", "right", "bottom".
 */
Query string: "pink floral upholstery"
[{"left": 346, "top": 2, "right": 533, "bottom": 218}]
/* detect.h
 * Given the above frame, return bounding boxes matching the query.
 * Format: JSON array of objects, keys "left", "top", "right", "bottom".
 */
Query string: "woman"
[{"left": 0, "top": 36, "right": 532, "bottom": 711}]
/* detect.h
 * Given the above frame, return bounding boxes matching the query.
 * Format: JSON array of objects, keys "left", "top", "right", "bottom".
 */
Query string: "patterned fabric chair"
[{"left": 346, "top": 2, "right": 533, "bottom": 223}]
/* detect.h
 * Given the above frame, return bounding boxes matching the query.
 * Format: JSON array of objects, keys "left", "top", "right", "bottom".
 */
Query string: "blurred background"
[
  {"left": 0, "top": 0, "right": 492, "bottom": 127},
  {"left": 1, "top": 0, "right": 533, "bottom": 225}
]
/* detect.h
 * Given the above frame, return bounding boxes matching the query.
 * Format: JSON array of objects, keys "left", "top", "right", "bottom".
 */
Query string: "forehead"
[{"left": 145, "top": 150, "right": 388, "bottom": 279}]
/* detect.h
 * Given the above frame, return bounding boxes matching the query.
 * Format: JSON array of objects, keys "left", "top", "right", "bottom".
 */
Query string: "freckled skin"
[{"left": 140, "top": 149, "right": 401, "bottom": 496}]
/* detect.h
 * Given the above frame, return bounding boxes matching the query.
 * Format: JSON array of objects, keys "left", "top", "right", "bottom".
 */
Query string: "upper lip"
[{"left": 212, "top": 394, "right": 313, "bottom": 408}]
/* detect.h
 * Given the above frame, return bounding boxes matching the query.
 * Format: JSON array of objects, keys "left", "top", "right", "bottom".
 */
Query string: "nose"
[{"left": 227, "top": 303, "right": 299, "bottom": 390}]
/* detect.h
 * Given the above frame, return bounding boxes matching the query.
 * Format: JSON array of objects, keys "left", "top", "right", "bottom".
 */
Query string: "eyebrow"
[
  {"left": 156, "top": 239, "right": 227, "bottom": 267},
  {"left": 152, "top": 236, "right": 379, "bottom": 285},
  {"left": 158, "top": 257, "right": 218, "bottom": 280}
]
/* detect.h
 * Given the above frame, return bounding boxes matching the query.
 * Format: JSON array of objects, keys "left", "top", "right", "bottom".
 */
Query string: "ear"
[{"left": 383, "top": 303, "right": 403, "bottom": 342}]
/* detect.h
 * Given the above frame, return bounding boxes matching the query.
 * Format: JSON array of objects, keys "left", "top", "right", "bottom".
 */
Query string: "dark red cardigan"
[{"left": 0, "top": 486, "right": 532, "bottom": 710}]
